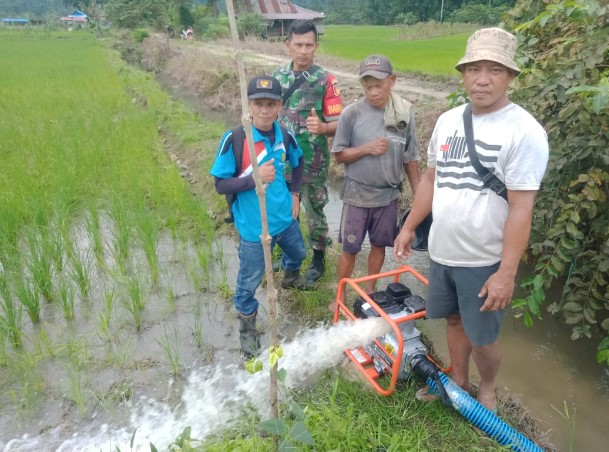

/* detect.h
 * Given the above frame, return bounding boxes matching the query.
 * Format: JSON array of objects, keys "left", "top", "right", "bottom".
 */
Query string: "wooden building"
[{"left": 244, "top": 0, "right": 325, "bottom": 38}]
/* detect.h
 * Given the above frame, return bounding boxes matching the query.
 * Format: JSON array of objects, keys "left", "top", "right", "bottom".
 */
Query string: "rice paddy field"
[{"left": 319, "top": 23, "right": 478, "bottom": 76}]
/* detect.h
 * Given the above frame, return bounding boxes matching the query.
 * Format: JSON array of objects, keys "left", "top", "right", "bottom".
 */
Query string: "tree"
[
  {"left": 105, "top": 0, "right": 173, "bottom": 29},
  {"left": 505, "top": 0, "right": 609, "bottom": 365}
]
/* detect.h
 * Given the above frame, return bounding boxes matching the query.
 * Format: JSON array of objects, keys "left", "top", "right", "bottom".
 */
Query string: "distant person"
[
  {"left": 210, "top": 75, "right": 312, "bottom": 359},
  {"left": 272, "top": 19, "right": 343, "bottom": 284},
  {"left": 394, "top": 28, "right": 549, "bottom": 411},
  {"left": 331, "top": 54, "right": 419, "bottom": 310}
]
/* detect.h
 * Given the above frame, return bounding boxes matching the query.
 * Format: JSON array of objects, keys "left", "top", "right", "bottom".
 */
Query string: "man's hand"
[
  {"left": 393, "top": 228, "right": 415, "bottom": 261},
  {"left": 259, "top": 159, "right": 276, "bottom": 184},
  {"left": 365, "top": 137, "right": 389, "bottom": 156},
  {"left": 478, "top": 269, "right": 515, "bottom": 311},
  {"left": 306, "top": 108, "right": 327, "bottom": 135},
  {"left": 291, "top": 192, "right": 300, "bottom": 219}
]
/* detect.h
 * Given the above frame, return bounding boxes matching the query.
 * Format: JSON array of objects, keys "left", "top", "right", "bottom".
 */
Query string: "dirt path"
[
  {"left": 144, "top": 36, "right": 456, "bottom": 193},
  {"left": 200, "top": 41, "right": 458, "bottom": 105}
]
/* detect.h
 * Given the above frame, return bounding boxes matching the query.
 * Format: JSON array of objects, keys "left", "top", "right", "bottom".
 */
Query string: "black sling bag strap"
[
  {"left": 463, "top": 103, "right": 508, "bottom": 201},
  {"left": 281, "top": 65, "right": 321, "bottom": 103}
]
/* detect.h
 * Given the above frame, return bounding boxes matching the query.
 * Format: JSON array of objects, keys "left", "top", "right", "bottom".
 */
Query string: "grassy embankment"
[
  {"left": 320, "top": 23, "right": 478, "bottom": 76},
  {"left": 0, "top": 29, "right": 537, "bottom": 451}
]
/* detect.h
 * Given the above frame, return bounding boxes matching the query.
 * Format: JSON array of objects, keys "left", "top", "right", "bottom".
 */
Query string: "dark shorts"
[
  {"left": 426, "top": 259, "right": 504, "bottom": 346},
  {"left": 338, "top": 199, "right": 398, "bottom": 254}
]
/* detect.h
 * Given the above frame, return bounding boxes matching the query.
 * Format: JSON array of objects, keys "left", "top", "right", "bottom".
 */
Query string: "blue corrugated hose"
[{"left": 428, "top": 373, "right": 542, "bottom": 452}]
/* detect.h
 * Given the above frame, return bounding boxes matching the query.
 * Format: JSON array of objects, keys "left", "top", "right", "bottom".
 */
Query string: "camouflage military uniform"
[{"left": 272, "top": 63, "right": 343, "bottom": 251}]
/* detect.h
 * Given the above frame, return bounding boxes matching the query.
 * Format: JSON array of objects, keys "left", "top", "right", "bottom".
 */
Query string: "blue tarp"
[
  {"left": 1, "top": 18, "right": 29, "bottom": 23},
  {"left": 69, "top": 10, "right": 87, "bottom": 18}
]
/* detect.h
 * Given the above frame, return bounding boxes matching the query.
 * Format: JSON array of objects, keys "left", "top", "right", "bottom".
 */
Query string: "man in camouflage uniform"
[{"left": 272, "top": 19, "right": 343, "bottom": 284}]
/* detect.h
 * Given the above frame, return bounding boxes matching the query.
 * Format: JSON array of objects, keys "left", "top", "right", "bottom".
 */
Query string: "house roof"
[
  {"left": 246, "top": 0, "right": 324, "bottom": 20},
  {"left": 60, "top": 9, "right": 88, "bottom": 22}
]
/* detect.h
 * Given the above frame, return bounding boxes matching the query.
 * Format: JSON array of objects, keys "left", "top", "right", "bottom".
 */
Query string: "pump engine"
[{"left": 351, "top": 282, "right": 428, "bottom": 380}]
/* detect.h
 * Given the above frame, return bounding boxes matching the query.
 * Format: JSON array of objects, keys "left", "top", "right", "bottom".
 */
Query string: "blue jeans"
[{"left": 234, "top": 220, "right": 306, "bottom": 315}]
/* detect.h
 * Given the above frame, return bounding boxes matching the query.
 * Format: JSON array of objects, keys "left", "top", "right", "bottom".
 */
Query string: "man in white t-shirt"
[{"left": 394, "top": 28, "right": 549, "bottom": 412}]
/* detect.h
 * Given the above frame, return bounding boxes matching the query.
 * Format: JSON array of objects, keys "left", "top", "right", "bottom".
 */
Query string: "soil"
[{"left": 139, "top": 34, "right": 458, "bottom": 199}]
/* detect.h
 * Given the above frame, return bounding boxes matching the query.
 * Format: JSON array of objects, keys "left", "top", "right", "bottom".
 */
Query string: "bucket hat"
[
  {"left": 247, "top": 76, "right": 282, "bottom": 100},
  {"left": 455, "top": 28, "right": 520, "bottom": 74},
  {"left": 359, "top": 54, "right": 393, "bottom": 80}
]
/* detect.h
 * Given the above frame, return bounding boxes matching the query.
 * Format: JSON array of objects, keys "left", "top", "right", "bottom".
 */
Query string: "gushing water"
[{"left": 3, "top": 317, "right": 390, "bottom": 451}]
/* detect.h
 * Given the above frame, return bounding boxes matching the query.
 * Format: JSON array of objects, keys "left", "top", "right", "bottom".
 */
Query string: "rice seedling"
[
  {"left": 109, "top": 201, "right": 132, "bottom": 277},
  {"left": 0, "top": 271, "right": 24, "bottom": 348},
  {"left": 137, "top": 209, "right": 160, "bottom": 285},
  {"left": 55, "top": 277, "right": 76, "bottom": 322},
  {"left": 108, "top": 337, "right": 135, "bottom": 370},
  {"left": 65, "top": 237, "right": 91, "bottom": 301},
  {"left": 64, "top": 364, "right": 89, "bottom": 414},
  {"left": 7, "top": 352, "right": 45, "bottom": 418},
  {"left": 191, "top": 300, "right": 204, "bottom": 350},
  {"left": 85, "top": 206, "right": 105, "bottom": 267},
  {"left": 25, "top": 229, "right": 55, "bottom": 303},
  {"left": 166, "top": 286, "right": 176, "bottom": 312},
  {"left": 0, "top": 329, "right": 7, "bottom": 367},
  {"left": 195, "top": 242, "right": 212, "bottom": 289},
  {"left": 12, "top": 269, "right": 40, "bottom": 325},
  {"left": 33, "top": 327, "right": 56, "bottom": 359},
  {"left": 123, "top": 275, "right": 146, "bottom": 331},
  {"left": 156, "top": 322, "right": 181, "bottom": 377},
  {"left": 218, "top": 280, "right": 233, "bottom": 301},
  {"left": 98, "top": 287, "right": 115, "bottom": 340},
  {"left": 93, "top": 379, "right": 134, "bottom": 411}
]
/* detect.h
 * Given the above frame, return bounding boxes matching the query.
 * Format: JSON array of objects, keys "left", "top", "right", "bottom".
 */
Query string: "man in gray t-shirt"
[{"left": 330, "top": 55, "right": 419, "bottom": 308}]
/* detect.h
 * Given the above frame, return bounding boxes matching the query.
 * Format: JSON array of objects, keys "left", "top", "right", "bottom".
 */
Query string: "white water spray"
[{"left": 3, "top": 317, "right": 390, "bottom": 451}]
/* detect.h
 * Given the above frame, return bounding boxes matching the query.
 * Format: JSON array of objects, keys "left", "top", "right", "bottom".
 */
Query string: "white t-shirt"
[{"left": 428, "top": 103, "right": 549, "bottom": 266}]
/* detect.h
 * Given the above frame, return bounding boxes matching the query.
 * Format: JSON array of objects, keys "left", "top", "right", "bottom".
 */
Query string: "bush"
[
  {"left": 396, "top": 12, "right": 417, "bottom": 25},
  {"left": 197, "top": 15, "right": 230, "bottom": 40},
  {"left": 506, "top": 0, "right": 609, "bottom": 364},
  {"left": 133, "top": 28, "right": 149, "bottom": 43}
]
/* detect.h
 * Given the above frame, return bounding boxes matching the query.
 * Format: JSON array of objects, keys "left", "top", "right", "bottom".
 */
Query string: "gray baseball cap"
[{"left": 359, "top": 54, "right": 393, "bottom": 80}]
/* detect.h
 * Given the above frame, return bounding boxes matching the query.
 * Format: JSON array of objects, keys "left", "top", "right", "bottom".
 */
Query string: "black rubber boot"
[
  {"left": 272, "top": 257, "right": 282, "bottom": 272},
  {"left": 282, "top": 269, "right": 313, "bottom": 290},
  {"left": 305, "top": 249, "right": 325, "bottom": 283},
  {"left": 238, "top": 312, "right": 260, "bottom": 359}
]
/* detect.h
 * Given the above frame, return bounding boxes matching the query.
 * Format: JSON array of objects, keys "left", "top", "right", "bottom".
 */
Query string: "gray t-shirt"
[{"left": 331, "top": 99, "right": 418, "bottom": 207}]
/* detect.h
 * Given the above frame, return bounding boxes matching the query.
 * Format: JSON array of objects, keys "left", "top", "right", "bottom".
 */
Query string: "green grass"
[{"left": 320, "top": 24, "right": 477, "bottom": 76}]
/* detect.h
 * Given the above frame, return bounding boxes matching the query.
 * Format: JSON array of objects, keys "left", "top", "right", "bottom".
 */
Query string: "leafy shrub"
[
  {"left": 200, "top": 16, "right": 230, "bottom": 40},
  {"left": 506, "top": 0, "right": 609, "bottom": 364},
  {"left": 396, "top": 12, "right": 418, "bottom": 25},
  {"left": 132, "top": 28, "right": 149, "bottom": 43}
]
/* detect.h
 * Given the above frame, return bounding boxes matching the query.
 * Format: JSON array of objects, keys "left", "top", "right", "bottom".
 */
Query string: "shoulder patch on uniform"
[{"left": 331, "top": 79, "right": 340, "bottom": 97}]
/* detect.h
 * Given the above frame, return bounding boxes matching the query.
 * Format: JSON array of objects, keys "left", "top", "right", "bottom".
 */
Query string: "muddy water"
[{"left": 324, "top": 177, "right": 609, "bottom": 451}]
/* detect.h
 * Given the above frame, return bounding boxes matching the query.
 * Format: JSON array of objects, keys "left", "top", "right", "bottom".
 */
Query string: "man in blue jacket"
[{"left": 210, "top": 75, "right": 311, "bottom": 359}]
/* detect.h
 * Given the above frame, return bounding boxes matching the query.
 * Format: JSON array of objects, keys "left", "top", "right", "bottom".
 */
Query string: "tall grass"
[{"left": 320, "top": 24, "right": 475, "bottom": 76}]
